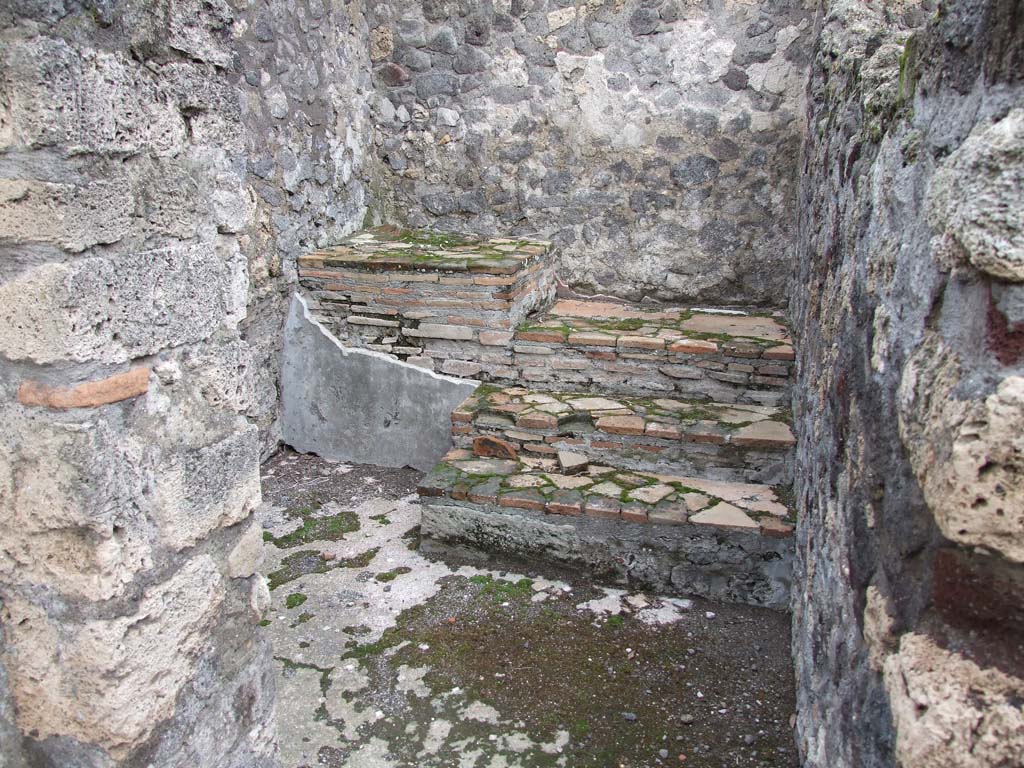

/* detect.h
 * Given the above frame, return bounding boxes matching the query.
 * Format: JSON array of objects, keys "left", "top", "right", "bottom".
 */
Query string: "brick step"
[
  {"left": 417, "top": 449, "right": 794, "bottom": 609},
  {"left": 510, "top": 299, "right": 794, "bottom": 406},
  {"left": 298, "top": 226, "right": 556, "bottom": 373},
  {"left": 451, "top": 385, "right": 794, "bottom": 485}
]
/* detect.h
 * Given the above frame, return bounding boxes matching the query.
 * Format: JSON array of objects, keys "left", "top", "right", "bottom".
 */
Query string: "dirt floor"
[{"left": 260, "top": 449, "right": 797, "bottom": 768}]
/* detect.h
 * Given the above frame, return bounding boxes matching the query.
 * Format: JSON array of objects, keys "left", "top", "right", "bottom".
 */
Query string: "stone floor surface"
[{"left": 260, "top": 449, "right": 797, "bottom": 768}]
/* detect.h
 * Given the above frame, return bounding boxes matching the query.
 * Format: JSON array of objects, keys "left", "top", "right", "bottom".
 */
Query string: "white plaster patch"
[
  {"left": 638, "top": 599, "right": 693, "bottom": 626},
  {"left": 395, "top": 665, "right": 431, "bottom": 698},
  {"left": 542, "top": 729, "right": 572, "bottom": 755},
  {"left": 577, "top": 587, "right": 627, "bottom": 615},
  {"left": 420, "top": 718, "right": 453, "bottom": 756},
  {"left": 463, "top": 701, "right": 502, "bottom": 724}
]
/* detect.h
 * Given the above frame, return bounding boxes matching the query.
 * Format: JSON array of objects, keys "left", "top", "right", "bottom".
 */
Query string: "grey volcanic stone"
[
  {"left": 629, "top": 8, "right": 660, "bottom": 36},
  {"left": 427, "top": 26, "right": 459, "bottom": 54},
  {"left": 670, "top": 155, "right": 720, "bottom": 188},
  {"left": 366, "top": 0, "right": 813, "bottom": 306},
  {"left": 416, "top": 72, "right": 460, "bottom": 98}
]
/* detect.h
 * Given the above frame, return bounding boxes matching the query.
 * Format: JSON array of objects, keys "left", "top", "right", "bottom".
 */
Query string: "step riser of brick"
[
  {"left": 452, "top": 428, "right": 791, "bottom": 485},
  {"left": 305, "top": 267, "right": 557, "bottom": 365},
  {"left": 304, "top": 261, "right": 554, "bottom": 328},
  {"left": 511, "top": 339, "right": 791, "bottom": 407},
  {"left": 419, "top": 498, "right": 792, "bottom": 610}
]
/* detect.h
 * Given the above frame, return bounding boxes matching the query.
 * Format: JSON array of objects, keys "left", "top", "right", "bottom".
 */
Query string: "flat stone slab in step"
[
  {"left": 419, "top": 450, "right": 795, "bottom": 609},
  {"left": 298, "top": 225, "right": 551, "bottom": 275}
]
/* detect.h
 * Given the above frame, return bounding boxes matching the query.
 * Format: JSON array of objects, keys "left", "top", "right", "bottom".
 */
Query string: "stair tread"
[
  {"left": 419, "top": 449, "right": 795, "bottom": 535},
  {"left": 517, "top": 298, "right": 794, "bottom": 357},
  {"left": 454, "top": 385, "right": 795, "bottom": 449},
  {"left": 299, "top": 225, "right": 551, "bottom": 276}
]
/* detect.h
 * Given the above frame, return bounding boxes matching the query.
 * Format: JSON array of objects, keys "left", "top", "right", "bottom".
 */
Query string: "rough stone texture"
[
  {"left": 422, "top": 500, "right": 793, "bottom": 610},
  {"left": 792, "top": 2, "right": 1024, "bottom": 766},
  {"left": 365, "top": 0, "right": 815, "bottom": 305},
  {"left": 0, "top": 0, "right": 376, "bottom": 764},
  {"left": 281, "top": 294, "right": 478, "bottom": 471}
]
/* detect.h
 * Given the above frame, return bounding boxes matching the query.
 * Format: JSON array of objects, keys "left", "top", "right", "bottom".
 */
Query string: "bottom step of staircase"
[{"left": 417, "top": 449, "right": 794, "bottom": 610}]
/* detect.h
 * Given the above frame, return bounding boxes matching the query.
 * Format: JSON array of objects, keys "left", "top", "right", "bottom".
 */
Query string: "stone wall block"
[
  {"left": 0, "top": 410, "right": 154, "bottom": 601},
  {"left": 146, "top": 416, "right": 262, "bottom": 552},
  {"left": 928, "top": 109, "right": 1024, "bottom": 282},
  {"left": 0, "top": 178, "right": 134, "bottom": 253},
  {"left": 0, "top": 555, "right": 226, "bottom": 757},
  {"left": 0, "top": 244, "right": 234, "bottom": 365}
]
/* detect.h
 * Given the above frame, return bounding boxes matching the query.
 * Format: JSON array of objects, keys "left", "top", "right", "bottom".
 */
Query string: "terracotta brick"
[
  {"left": 18, "top": 367, "right": 150, "bottom": 410},
  {"left": 685, "top": 429, "right": 726, "bottom": 445},
  {"left": 568, "top": 332, "right": 617, "bottom": 347},
  {"left": 645, "top": 423, "right": 682, "bottom": 440},
  {"left": 473, "top": 435, "right": 519, "bottom": 459},
  {"left": 546, "top": 496, "right": 583, "bottom": 516},
  {"left": 300, "top": 268, "right": 355, "bottom": 280},
  {"left": 335, "top": 269, "right": 390, "bottom": 282},
  {"left": 498, "top": 491, "right": 546, "bottom": 511},
  {"left": 636, "top": 444, "right": 666, "bottom": 453},
  {"left": 517, "top": 412, "right": 559, "bottom": 430},
  {"left": 585, "top": 350, "right": 617, "bottom": 361},
  {"left": 584, "top": 497, "right": 621, "bottom": 519},
  {"left": 468, "top": 481, "right": 501, "bottom": 504},
  {"left": 762, "top": 344, "right": 795, "bottom": 361},
  {"left": 620, "top": 505, "right": 649, "bottom": 524},
  {"left": 451, "top": 409, "right": 474, "bottom": 423},
  {"left": 416, "top": 484, "right": 445, "bottom": 498},
  {"left": 649, "top": 505, "right": 688, "bottom": 525},
  {"left": 479, "top": 330, "right": 514, "bottom": 346},
  {"left": 473, "top": 275, "right": 516, "bottom": 286},
  {"left": 515, "top": 330, "right": 566, "bottom": 343},
  {"left": 591, "top": 440, "right": 624, "bottom": 450},
  {"left": 452, "top": 425, "right": 472, "bottom": 435},
  {"left": 618, "top": 336, "right": 665, "bottom": 351},
  {"left": 723, "top": 341, "right": 763, "bottom": 358},
  {"left": 669, "top": 339, "right": 718, "bottom": 354},
  {"left": 758, "top": 364, "right": 789, "bottom": 376},
  {"left": 596, "top": 415, "right": 645, "bottom": 436}
]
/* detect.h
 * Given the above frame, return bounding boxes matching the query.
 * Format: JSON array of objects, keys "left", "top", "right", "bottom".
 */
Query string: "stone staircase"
[{"left": 298, "top": 228, "right": 796, "bottom": 609}]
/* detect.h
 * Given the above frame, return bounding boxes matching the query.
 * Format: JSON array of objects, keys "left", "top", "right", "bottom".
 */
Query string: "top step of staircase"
[{"left": 298, "top": 225, "right": 552, "bottom": 276}]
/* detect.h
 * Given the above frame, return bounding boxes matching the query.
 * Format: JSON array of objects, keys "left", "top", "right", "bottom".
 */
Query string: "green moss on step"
[
  {"left": 267, "top": 546, "right": 380, "bottom": 590},
  {"left": 375, "top": 566, "right": 413, "bottom": 583},
  {"left": 267, "top": 509, "right": 359, "bottom": 549}
]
